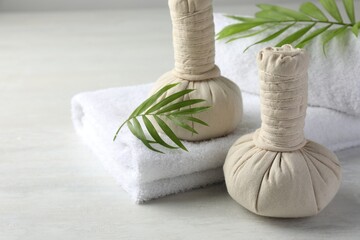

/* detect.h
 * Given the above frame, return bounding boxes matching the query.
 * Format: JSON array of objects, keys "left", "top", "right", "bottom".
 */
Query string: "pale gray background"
[{"left": 0, "top": 0, "right": 304, "bottom": 12}]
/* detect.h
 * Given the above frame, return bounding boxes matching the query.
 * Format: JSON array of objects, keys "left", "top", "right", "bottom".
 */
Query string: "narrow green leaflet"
[
  {"left": 225, "top": 15, "right": 263, "bottom": 22},
  {"left": 351, "top": 22, "right": 360, "bottom": 37},
  {"left": 217, "top": 22, "right": 265, "bottom": 40},
  {"left": 145, "top": 89, "right": 194, "bottom": 114},
  {"left": 167, "top": 115, "right": 198, "bottom": 134},
  {"left": 114, "top": 83, "right": 180, "bottom": 140},
  {"left": 243, "top": 23, "right": 295, "bottom": 52},
  {"left": 114, "top": 83, "right": 210, "bottom": 153},
  {"left": 154, "top": 115, "right": 188, "bottom": 151},
  {"left": 217, "top": 0, "right": 359, "bottom": 54},
  {"left": 127, "top": 120, "right": 163, "bottom": 153},
  {"left": 343, "top": 0, "right": 356, "bottom": 24},
  {"left": 170, "top": 106, "right": 210, "bottom": 116},
  {"left": 296, "top": 24, "right": 332, "bottom": 48},
  {"left": 275, "top": 23, "right": 316, "bottom": 47},
  {"left": 255, "top": 10, "right": 293, "bottom": 20},
  {"left": 257, "top": 4, "right": 312, "bottom": 20},
  {"left": 179, "top": 116, "right": 209, "bottom": 127},
  {"left": 130, "top": 83, "right": 179, "bottom": 117},
  {"left": 299, "top": 2, "right": 328, "bottom": 21},
  {"left": 322, "top": 26, "right": 348, "bottom": 54},
  {"left": 142, "top": 116, "right": 177, "bottom": 149},
  {"left": 226, "top": 27, "right": 271, "bottom": 43},
  {"left": 156, "top": 99, "right": 205, "bottom": 114},
  {"left": 319, "top": 0, "right": 343, "bottom": 23}
]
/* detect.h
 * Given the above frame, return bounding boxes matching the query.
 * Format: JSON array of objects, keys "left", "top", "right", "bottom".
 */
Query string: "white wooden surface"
[{"left": 0, "top": 5, "right": 360, "bottom": 240}]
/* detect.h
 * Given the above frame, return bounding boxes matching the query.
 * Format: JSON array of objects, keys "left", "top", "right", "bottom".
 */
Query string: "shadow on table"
[
  {"left": 260, "top": 186, "right": 360, "bottom": 232},
  {"left": 147, "top": 147, "right": 360, "bottom": 235},
  {"left": 148, "top": 180, "right": 359, "bottom": 233}
]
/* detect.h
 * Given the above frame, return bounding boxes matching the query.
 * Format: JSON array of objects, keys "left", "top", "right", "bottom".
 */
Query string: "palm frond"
[
  {"left": 113, "top": 83, "right": 210, "bottom": 153},
  {"left": 343, "top": 0, "right": 356, "bottom": 24},
  {"left": 217, "top": 0, "right": 359, "bottom": 53}
]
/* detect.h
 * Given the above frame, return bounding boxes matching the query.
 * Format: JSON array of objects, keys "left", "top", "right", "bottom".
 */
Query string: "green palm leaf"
[
  {"left": 130, "top": 83, "right": 178, "bottom": 117},
  {"left": 170, "top": 106, "right": 210, "bottom": 116},
  {"left": 167, "top": 115, "right": 198, "bottom": 134},
  {"left": 343, "top": 0, "right": 356, "bottom": 24},
  {"left": 225, "top": 15, "right": 262, "bottom": 22},
  {"left": 275, "top": 23, "right": 316, "bottom": 46},
  {"left": 255, "top": 10, "right": 293, "bottom": 20},
  {"left": 142, "top": 116, "right": 177, "bottom": 149},
  {"left": 319, "top": 0, "right": 343, "bottom": 23},
  {"left": 127, "top": 120, "right": 163, "bottom": 153},
  {"left": 156, "top": 99, "right": 205, "bottom": 114},
  {"left": 296, "top": 24, "right": 332, "bottom": 48},
  {"left": 322, "top": 26, "right": 348, "bottom": 54},
  {"left": 257, "top": 4, "right": 312, "bottom": 20},
  {"left": 113, "top": 83, "right": 211, "bottom": 153},
  {"left": 179, "top": 116, "right": 209, "bottom": 127},
  {"left": 226, "top": 28, "right": 271, "bottom": 43},
  {"left": 243, "top": 23, "right": 295, "bottom": 52},
  {"left": 217, "top": 0, "right": 358, "bottom": 54},
  {"left": 300, "top": 2, "right": 328, "bottom": 21},
  {"left": 217, "top": 22, "right": 265, "bottom": 40},
  {"left": 352, "top": 22, "right": 360, "bottom": 36},
  {"left": 153, "top": 115, "right": 188, "bottom": 151},
  {"left": 145, "top": 89, "right": 194, "bottom": 114}
]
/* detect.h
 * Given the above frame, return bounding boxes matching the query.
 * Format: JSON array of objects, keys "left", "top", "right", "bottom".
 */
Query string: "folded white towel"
[
  {"left": 72, "top": 84, "right": 240, "bottom": 203},
  {"left": 214, "top": 13, "right": 360, "bottom": 116},
  {"left": 72, "top": 83, "right": 360, "bottom": 202}
]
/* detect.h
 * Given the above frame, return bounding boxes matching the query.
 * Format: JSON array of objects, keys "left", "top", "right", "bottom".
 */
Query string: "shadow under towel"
[{"left": 71, "top": 84, "right": 360, "bottom": 203}]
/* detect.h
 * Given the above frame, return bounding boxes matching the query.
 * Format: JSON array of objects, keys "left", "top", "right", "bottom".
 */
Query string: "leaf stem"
[
  {"left": 254, "top": 19, "right": 353, "bottom": 27},
  {"left": 113, "top": 120, "right": 128, "bottom": 141},
  {"left": 113, "top": 113, "right": 174, "bottom": 141},
  {"left": 113, "top": 105, "right": 209, "bottom": 142}
]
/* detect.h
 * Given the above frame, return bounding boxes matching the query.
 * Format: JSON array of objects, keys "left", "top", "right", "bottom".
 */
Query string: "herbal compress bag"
[
  {"left": 223, "top": 45, "right": 341, "bottom": 218},
  {"left": 150, "top": 0, "right": 243, "bottom": 141}
]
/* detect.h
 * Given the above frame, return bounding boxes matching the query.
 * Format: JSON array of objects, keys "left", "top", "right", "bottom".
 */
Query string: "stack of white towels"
[{"left": 71, "top": 14, "right": 360, "bottom": 203}]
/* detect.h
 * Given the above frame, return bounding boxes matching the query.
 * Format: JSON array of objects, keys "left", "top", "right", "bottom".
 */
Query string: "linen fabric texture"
[
  {"left": 223, "top": 45, "right": 342, "bottom": 218},
  {"left": 150, "top": 0, "right": 243, "bottom": 141}
]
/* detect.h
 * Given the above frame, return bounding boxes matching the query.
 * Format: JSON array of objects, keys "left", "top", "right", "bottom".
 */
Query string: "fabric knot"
[
  {"left": 254, "top": 45, "right": 309, "bottom": 152},
  {"left": 169, "top": 3, "right": 218, "bottom": 81}
]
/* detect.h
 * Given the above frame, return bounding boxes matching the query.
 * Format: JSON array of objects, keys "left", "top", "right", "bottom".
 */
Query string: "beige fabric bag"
[
  {"left": 150, "top": 0, "right": 243, "bottom": 141},
  {"left": 223, "top": 45, "right": 342, "bottom": 218}
]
